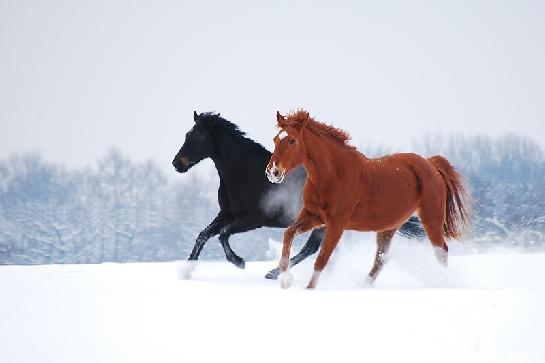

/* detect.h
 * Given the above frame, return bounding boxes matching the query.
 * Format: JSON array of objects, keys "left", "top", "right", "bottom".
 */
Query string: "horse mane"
[
  {"left": 198, "top": 112, "right": 270, "bottom": 155},
  {"left": 285, "top": 110, "right": 352, "bottom": 146}
]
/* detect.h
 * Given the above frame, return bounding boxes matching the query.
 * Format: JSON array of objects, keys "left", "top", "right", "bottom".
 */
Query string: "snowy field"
[{"left": 2, "top": 239, "right": 545, "bottom": 363}]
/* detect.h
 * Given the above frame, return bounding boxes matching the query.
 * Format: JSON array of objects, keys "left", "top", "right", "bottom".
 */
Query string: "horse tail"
[{"left": 427, "top": 156, "right": 470, "bottom": 240}]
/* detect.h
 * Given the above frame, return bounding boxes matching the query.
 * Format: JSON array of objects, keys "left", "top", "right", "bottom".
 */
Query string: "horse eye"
[{"left": 289, "top": 138, "right": 296, "bottom": 145}]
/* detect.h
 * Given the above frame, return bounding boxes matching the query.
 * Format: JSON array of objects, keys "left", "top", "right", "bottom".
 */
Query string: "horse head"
[
  {"left": 265, "top": 111, "right": 309, "bottom": 184},
  {"left": 172, "top": 111, "right": 218, "bottom": 173}
]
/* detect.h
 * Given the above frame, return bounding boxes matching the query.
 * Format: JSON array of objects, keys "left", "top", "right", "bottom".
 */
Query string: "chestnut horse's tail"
[{"left": 427, "top": 156, "right": 470, "bottom": 240}]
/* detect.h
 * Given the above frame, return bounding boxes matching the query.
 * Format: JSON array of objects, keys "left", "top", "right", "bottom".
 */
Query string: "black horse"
[{"left": 172, "top": 112, "right": 424, "bottom": 279}]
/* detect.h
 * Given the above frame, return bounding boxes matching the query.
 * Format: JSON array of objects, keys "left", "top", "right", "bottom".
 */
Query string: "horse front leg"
[
  {"left": 278, "top": 209, "right": 323, "bottom": 289},
  {"left": 265, "top": 227, "right": 324, "bottom": 280},
  {"left": 188, "top": 212, "right": 230, "bottom": 261},
  {"left": 218, "top": 215, "right": 266, "bottom": 269},
  {"left": 179, "top": 213, "right": 231, "bottom": 279},
  {"left": 307, "top": 223, "right": 346, "bottom": 289}
]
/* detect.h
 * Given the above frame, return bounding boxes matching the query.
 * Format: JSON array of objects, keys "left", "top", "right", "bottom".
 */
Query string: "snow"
[{"left": 1, "top": 240, "right": 545, "bottom": 363}]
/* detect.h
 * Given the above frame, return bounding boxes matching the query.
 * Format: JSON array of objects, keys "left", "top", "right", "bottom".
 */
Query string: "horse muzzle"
[
  {"left": 265, "top": 162, "right": 286, "bottom": 184},
  {"left": 173, "top": 155, "right": 194, "bottom": 173}
]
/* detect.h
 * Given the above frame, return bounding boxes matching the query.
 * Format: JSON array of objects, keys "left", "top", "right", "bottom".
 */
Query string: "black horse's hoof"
[
  {"left": 265, "top": 268, "right": 280, "bottom": 280},
  {"left": 229, "top": 255, "right": 246, "bottom": 269}
]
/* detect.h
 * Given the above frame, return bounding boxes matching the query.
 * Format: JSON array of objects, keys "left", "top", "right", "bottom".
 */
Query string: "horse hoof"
[
  {"left": 177, "top": 261, "right": 196, "bottom": 280},
  {"left": 361, "top": 275, "right": 375, "bottom": 288},
  {"left": 230, "top": 256, "right": 246, "bottom": 269},
  {"left": 279, "top": 272, "right": 293, "bottom": 289},
  {"left": 265, "top": 268, "right": 280, "bottom": 280}
]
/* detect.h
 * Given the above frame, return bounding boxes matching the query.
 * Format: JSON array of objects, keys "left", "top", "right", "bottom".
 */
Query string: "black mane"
[{"left": 198, "top": 112, "right": 270, "bottom": 156}]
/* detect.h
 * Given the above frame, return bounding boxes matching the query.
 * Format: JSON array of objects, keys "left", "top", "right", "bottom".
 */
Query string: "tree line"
[{"left": 1, "top": 134, "right": 544, "bottom": 265}]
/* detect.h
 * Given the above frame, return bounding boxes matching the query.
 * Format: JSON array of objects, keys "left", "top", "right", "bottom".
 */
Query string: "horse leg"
[
  {"left": 178, "top": 213, "right": 231, "bottom": 279},
  {"left": 278, "top": 210, "right": 323, "bottom": 289},
  {"left": 367, "top": 229, "right": 397, "bottom": 284},
  {"left": 188, "top": 212, "right": 230, "bottom": 261},
  {"left": 307, "top": 224, "right": 345, "bottom": 289},
  {"left": 218, "top": 215, "right": 265, "bottom": 269},
  {"left": 397, "top": 216, "right": 426, "bottom": 239},
  {"left": 419, "top": 206, "right": 448, "bottom": 267},
  {"left": 265, "top": 227, "right": 324, "bottom": 280}
]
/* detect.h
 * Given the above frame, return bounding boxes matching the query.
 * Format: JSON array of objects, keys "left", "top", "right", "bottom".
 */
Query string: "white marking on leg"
[
  {"left": 434, "top": 246, "right": 448, "bottom": 266},
  {"left": 307, "top": 270, "right": 321, "bottom": 289},
  {"left": 279, "top": 271, "right": 293, "bottom": 289}
]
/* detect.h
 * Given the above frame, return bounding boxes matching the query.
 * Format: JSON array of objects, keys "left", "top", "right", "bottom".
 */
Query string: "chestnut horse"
[{"left": 265, "top": 110, "right": 469, "bottom": 289}]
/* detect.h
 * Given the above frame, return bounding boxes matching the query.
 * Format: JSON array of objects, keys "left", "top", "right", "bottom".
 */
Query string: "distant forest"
[{"left": 1, "top": 134, "right": 544, "bottom": 265}]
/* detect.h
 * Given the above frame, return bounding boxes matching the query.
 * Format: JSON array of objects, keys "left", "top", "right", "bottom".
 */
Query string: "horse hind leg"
[
  {"left": 366, "top": 229, "right": 397, "bottom": 284},
  {"left": 426, "top": 224, "right": 448, "bottom": 267},
  {"left": 418, "top": 207, "right": 450, "bottom": 290},
  {"left": 418, "top": 206, "right": 448, "bottom": 267}
]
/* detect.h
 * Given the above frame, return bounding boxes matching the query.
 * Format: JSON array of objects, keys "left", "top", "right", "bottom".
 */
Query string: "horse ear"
[
  {"left": 193, "top": 111, "right": 199, "bottom": 122},
  {"left": 276, "top": 111, "right": 287, "bottom": 128}
]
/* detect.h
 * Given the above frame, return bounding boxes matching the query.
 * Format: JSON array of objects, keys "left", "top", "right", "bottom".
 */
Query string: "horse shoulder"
[{"left": 217, "top": 179, "right": 231, "bottom": 210}]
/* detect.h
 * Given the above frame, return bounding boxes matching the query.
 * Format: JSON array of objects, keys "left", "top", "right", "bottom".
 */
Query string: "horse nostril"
[
  {"left": 273, "top": 170, "right": 279, "bottom": 177},
  {"left": 177, "top": 155, "right": 189, "bottom": 168}
]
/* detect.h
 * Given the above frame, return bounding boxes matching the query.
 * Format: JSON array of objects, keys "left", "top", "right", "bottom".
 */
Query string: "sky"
[{"left": 1, "top": 0, "right": 544, "bottom": 170}]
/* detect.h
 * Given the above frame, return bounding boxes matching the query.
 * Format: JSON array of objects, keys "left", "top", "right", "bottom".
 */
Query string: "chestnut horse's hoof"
[
  {"left": 265, "top": 268, "right": 280, "bottom": 280},
  {"left": 361, "top": 275, "right": 375, "bottom": 288},
  {"left": 279, "top": 272, "right": 293, "bottom": 289}
]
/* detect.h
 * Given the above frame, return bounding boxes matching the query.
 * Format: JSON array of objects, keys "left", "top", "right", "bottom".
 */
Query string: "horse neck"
[
  {"left": 301, "top": 131, "right": 361, "bottom": 187},
  {"left": 210, "top": 128, "right": 269, "bottom": 182}
]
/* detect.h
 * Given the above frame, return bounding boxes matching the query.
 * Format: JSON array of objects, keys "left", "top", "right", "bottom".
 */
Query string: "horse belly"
[
  {"left": 348, "top": 170, "right": 419, "bottom": 232},
  {"left": 347, "top": 208, "right": 416, "bottom": 232}
]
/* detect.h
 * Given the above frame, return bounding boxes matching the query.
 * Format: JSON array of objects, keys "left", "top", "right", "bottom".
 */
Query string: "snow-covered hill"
[{"left": 2, "top": 241, "right": 545, "bottom": 363}]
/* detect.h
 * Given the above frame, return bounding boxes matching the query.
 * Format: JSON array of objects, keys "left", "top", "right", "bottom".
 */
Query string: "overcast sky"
[{"left": 1, "top": 0, "right": 544, "bottom": 170}]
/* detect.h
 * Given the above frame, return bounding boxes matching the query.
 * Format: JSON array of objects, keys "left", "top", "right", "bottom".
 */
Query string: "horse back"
[{"left": 349, "top": 153, "right": 440, "bottom": 231}]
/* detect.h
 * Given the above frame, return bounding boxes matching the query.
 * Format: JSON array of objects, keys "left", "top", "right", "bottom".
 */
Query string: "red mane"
[{"left": 285, "top": 110, "right": 352, "bottom": 145}]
